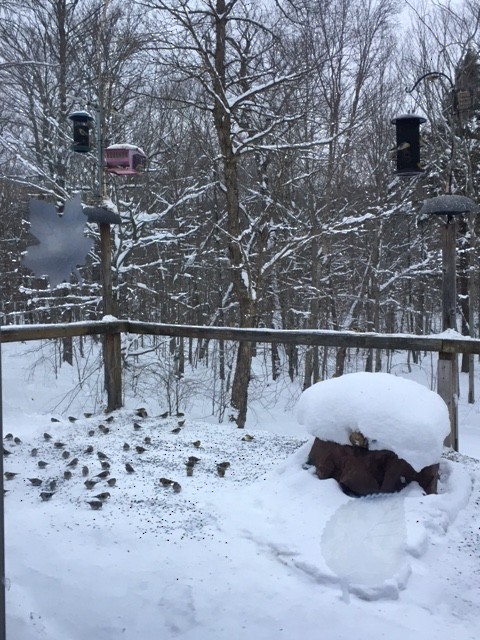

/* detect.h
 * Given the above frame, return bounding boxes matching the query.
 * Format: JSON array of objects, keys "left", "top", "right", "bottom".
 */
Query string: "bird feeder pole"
[{"left": 91, "top": 104, "right": 122, "bottom": 412}]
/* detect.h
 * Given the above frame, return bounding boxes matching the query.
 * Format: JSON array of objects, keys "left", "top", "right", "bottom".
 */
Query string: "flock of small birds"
[{"left": 2, "top": 408, "right": 262, "bottom": 512}]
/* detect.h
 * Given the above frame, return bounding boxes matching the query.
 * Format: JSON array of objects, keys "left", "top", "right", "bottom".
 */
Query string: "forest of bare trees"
[{"left": 0, "top": 0, "right": 479, "bottom": 423}]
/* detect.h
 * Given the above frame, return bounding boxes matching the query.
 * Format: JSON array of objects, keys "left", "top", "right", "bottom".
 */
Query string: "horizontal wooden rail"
[{"left": 2, "top": 319, "right": 480, "bottom": 354}]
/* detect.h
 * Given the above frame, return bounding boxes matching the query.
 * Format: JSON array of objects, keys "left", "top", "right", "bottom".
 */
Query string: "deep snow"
[{"left": 2, "top": 341, "right": 480, "bottom": 640}]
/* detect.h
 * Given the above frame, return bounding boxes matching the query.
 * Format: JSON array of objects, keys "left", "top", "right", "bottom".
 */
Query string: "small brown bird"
[
  {"left": 4, "top": 472, "right": 18, "bottom": 480},
  {"left": 177, "top": 420, "right": 185, "bottom": 427},
  {"left": 50, "top": 417, "right": 60, "bottom": 423},
  {"left": 54, "top": 442, "right": 65, "bottom": 449},
  {"left": 49, "top": 480, "right": 57, "bottom": 491},
  {"left": 14, "top": 437, "right": 22, "bottom": 445},
  {"left": 101, "top": 461, "right": 110, "bottom": 470},
  {"left": 63, "top": 470, "right": 72, "bottom": 480},
  {"left": 31, "top": 448, "right": 38, "bottom": 457},
  {"left": 172, "top": 482, "right": 182, "bottom": 493},
  {"left": 82, "top": 465, "right": 89, "bottom": 477},
  {"left": 38, "top": 460, "right": 48, "bottom": 469},
  {"left": 40, "top": 491, "right": 54, "bottom": 501},
  {"left": 123, "top": 443, "right": 130, "bottom": 451},
  {"left": 97, "top": 451, "right": 108, "bottom": 461},
  {"left": 95, "top": 470, "right": 110, "bottom": 479},
  {"left": 242, "top": 434, "right": 254, "bottom": 442},
  {"left": 193, "top": 440, "right": 201, "bottom": 448},
  {"left": 4, "top": 433, "right": 13, "bottom": 441},
  {"left": 188, "top": 456, "right": 200, "bottom": 465},
  {"left": 62, "top": 450, "right": 70, "bottom": 459},
  {"left": 159, "top": 411, "right": 169, "bottom": 419},
  {"left": 67, "top": 457, "right": 79, "bottom": 467},
  {"left": 84, "top": 479, "right": 98, "bottom": 489},
  {"left": 186, "top": 465, "right": 194, "bottom": 477},
  {"left": 98, "top": 425, "right": 110, "bottom": 435},
  {"left": 176, "top": 412, "right": 185, "bottom": 418},
  {"left": 68, "top": 416, "right": 77, "bottom": 423},
  {"left": 94, "top": 492, "right": 110, "bottom": 501},
  {"left": 133, "top": 422, "right": 142, "bottom": 431},
  {"left": 27, "top": 478, "right": 42, "bottom": 486},
  {"left": 84, "top": 445, "right": 94, "bottom": 454},
  {"left": 107, "top": 477, "right": 117, "bottom": 487},
  {"left": 105, "top": 416, "right": 114, "bottom": 423},
  {"left": 86, "top": 500, "right": 102, "bottom": 510},
  {"left": 3, "top": 448, "right": 11, "bottom": 457},
  {"left": 144, "top": 436, "right": 151, "bottom": 445},
  {"left": 88, "top": 430, "right": 95, "bottom": 437},
  {"left": 159, "top": 477, "right": 172, "bottom": 486},
  {"left": 125, "top": 463, "right": 135, "bottom": 473},
  {"left": 217, "top": 461, "right": 230, "bottom": 469},
  {"left": 135, "top": 446, "right": 146, "bottom": 454},
  {"left": 84, "top": 412, "right": 93, "bottom": 419},
  {"left": 44, "top": 432, "right": 52, "bottom": 441},
  {"left": 136, "top": 408, "right": 148, "bottom": 418},
  {"left": 171, "top": 427, "right": 181, "bottom": 435},
  {"left": 216, "top": 466, "right": 226, "bottom": 478}
]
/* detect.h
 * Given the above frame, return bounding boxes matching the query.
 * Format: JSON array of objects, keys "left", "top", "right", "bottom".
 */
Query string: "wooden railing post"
[{"left": 100, "top": 222, "right": 122, "bottom": 411}]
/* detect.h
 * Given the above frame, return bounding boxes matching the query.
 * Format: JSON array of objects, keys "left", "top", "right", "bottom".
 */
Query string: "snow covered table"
[{"left": 296, "top": 372, "right": 450, "bottom": 496}]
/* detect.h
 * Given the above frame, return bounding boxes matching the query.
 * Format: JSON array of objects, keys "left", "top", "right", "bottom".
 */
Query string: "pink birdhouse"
[{"left": 105, "top": 144, "right": 147, "bottom": 176}]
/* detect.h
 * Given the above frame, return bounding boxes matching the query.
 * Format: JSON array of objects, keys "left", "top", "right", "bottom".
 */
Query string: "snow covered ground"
[{"left": 2, "top": 341, "right": 480, "bottom": 640}]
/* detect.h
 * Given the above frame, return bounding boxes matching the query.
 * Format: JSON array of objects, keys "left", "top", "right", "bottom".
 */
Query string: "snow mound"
[{"left": 296, "top": 372, "right": 450, "bottom": 471}]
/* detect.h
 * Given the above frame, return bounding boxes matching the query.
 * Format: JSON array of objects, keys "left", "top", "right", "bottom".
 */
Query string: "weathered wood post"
[{"left": 419, "top": 195, "right": 479, "bottom": 451}]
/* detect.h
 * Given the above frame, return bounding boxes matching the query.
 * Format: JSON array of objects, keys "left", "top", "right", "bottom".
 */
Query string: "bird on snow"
[
  {"left": 159, "top": 477, "right": 172, "bottom": 486},
  {"left": 144, "top": 436, "right": 151, "bottom": 445},
  {"left": 171, "top": 427, "right": 181, "bottom": 434},
  {"left": 4, "top": 433, "right": 13, "bottom": 441},
  {"left": 186, "top": 465, "right": 194, "bottom": 477},
  {"left": 88, "top": 430, "right": 95, "bottom": 437},
  {"left": 216, "top": 466, "right": 226, "bottom": 478},
  {"left": 159, "top": 411, "right": 169, "bottom": 419},
  {"left": 84, "top": 413, "right": 93, "bottom": 419},
  {"left": 97, "top": 451, "right": 108, "bottom": 461},
  {"left": 64, "top": 470, "right": 72, "bottom": 480},
  {"left": 177, "top": 419, "right": 185, "bottom": 427},
  {"left": 84, "top": 445, "right": 94, "bottom": 454},
  {"left": 188, "top": 456, "right": 200, "bottom": 465},
  {"left": 86, "top": 500, "right": 103, "bottom": 510},
  {"left": 94, "top": 492, "right": 110, "bottom": 502},
  {"left": 125, "top": 463, "right": 135, "bottom": 473},
  {"left": 136, "top": 408, "right": 148, "bottom": 418},
  {"left": 105, "top": 416, "right": 115, "bottom": 423},
  {"left": 217, "top": 461, "right": 230, "bottom": 469},
  {"left": 193, "top": 440, "right": 201, "bottom": 448},
  {"left": 101, "top": 461, "right": 110, "bottom": 470},
  {"left": 84, "top": 479, "right": 98, "bottom": 489},
  {"left": 68, "top": 416, "right": 77, "bottom": 423},
  {"left": 40, "top": 491, "right": 55, "bottom": 501},
  {"left": 13, "top": 437, "right": 21, "bottom": 445},
  {"left": 62, "top": 450, "right": 70, "bottom": 459},
  {"left": 67, "top": 457, "right": 79, "bottom": 467},
  {"left": 123, "top": 443, "right": 130, "bottom": 451},
  {"left": 49, "top": 479, "right": 57, "bottom": 491},
  {"left": 37, "top": 460, "right": 48, "bottom": 469},
  {"left": 50, "top": 417, "right": 60, "bottom": 423},
  {"left": 95, "top": 470, "right": 110, "bottom": 479},
  {"left": 43, "top": 432, "right": 52, "bottom": 441},
  {"left": 135, "top": 446, "right": 146, "bottom": 454},
  {"left": 82, "top": 465, "right": 89, "bottom": 477},
  {"left": 172, "top": 482, "right": 182, "bottom": 493},
  {"left": 242, "top": 434, "right": 254, "bottom": 441},
  {"left": 3, "top": 448, "right": 12, "bottom": 457},
  {"left": 27, "top": 478, "right": 42, "bottom": 486},
  {"left": 107, "top": 478, "right": 117, "bottom": 487},
  {"left": 4, "top": 472, "right": 18, "bottom": 480},
  {"left": 54, "top": 442, "right": 65, "bottom": 449},
  {"left": 31, "top": 448, "right": 38, "bottom": 457},
  {"left": 133, "top": 422, "right": 142, "bottom": 431},
  {"left": 98, "top": 425, "right": 110, "bottom": 435}
]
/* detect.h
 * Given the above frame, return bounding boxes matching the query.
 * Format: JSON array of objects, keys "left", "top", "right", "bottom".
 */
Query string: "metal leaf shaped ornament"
[{"left": 23, "top": 194, "right": 93, "bottom": 288}]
